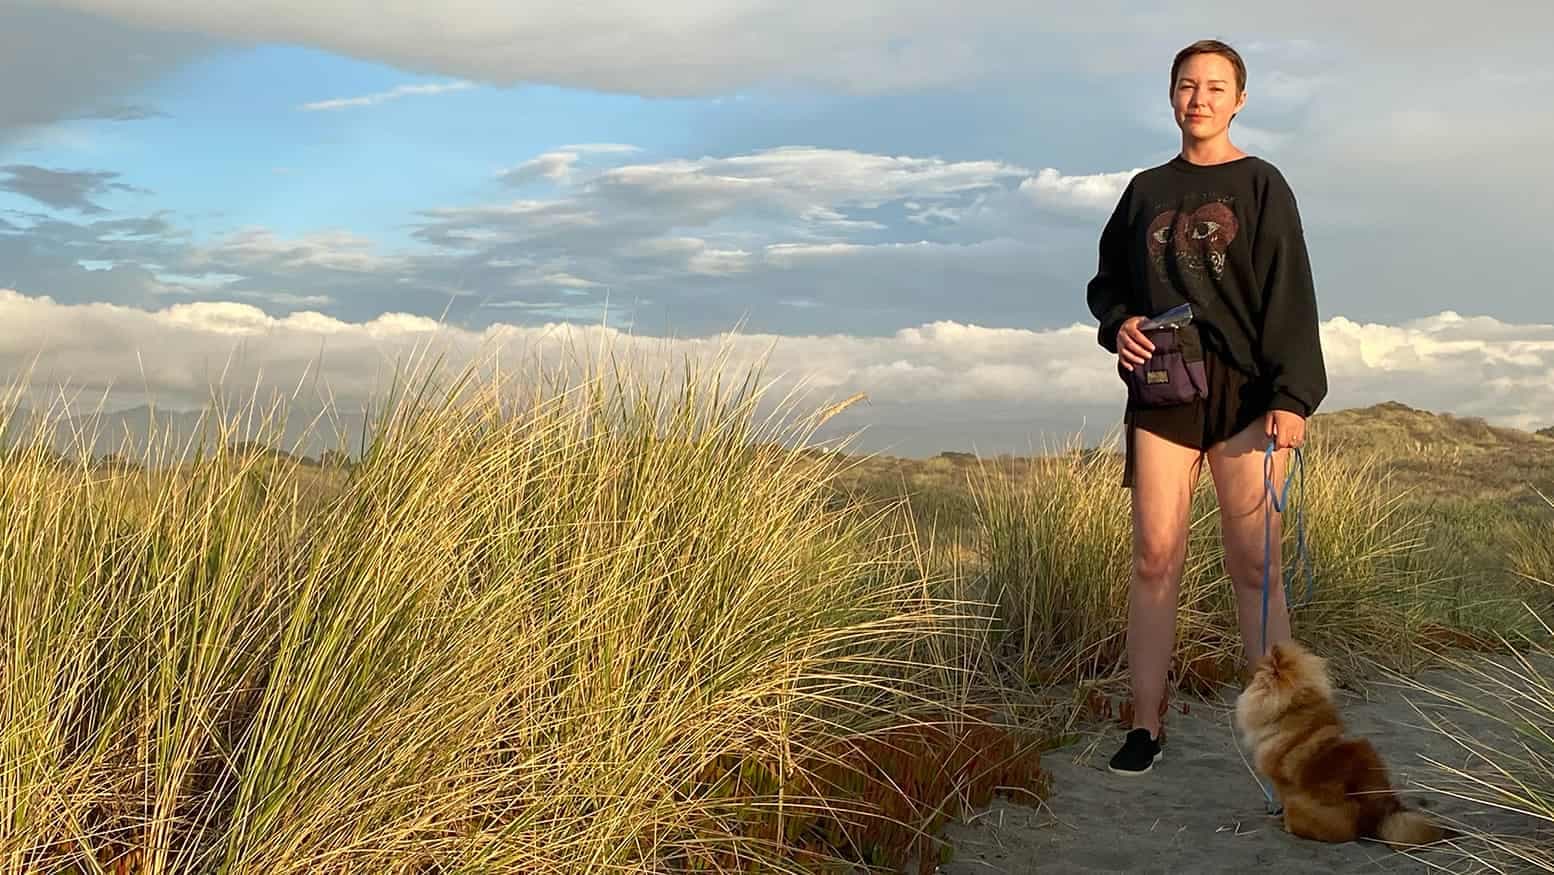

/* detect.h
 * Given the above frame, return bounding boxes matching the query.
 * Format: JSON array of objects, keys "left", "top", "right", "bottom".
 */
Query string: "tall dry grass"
[
  {"left": 1400, "top": 489, "right": 1554, "bottom": 873},
  {"left": 0, "top": 350, "right": 1044, "bottom": 874},
  {"left": 968, "top": 429, "right": 1528, "bottom": 696},
  {"left": 1507, "top": 488, "right": 1554, "bottom": 596}
]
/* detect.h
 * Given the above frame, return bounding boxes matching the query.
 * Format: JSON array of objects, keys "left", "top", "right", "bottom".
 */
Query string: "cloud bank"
[
  {"left": 0, "top": 146, "right": 1138, "bottom": 336},
  {"left": 40, "top": 1, "right": 1554, "bottom": 97},
  {"left": 4, "top": 289, "right": 1549, "bottom": 458}
]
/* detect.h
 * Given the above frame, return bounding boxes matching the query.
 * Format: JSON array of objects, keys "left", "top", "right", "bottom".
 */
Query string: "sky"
[{"left": 2, "top": 1, "right": 1552, "bottom": 457}]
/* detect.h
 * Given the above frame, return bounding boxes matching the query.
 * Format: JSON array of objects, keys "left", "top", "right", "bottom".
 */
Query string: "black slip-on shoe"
[{"left": 1107, "top": 727, "right": 1162, "bottom": 775}]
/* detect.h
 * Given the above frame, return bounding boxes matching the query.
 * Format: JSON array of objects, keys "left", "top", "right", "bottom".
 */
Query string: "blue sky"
[
  {"left": 6, "top": 46, "right": 709, "bottom": 245},
  {"left": 2, "top": 1, "right": 1552, "bottom": 454}
]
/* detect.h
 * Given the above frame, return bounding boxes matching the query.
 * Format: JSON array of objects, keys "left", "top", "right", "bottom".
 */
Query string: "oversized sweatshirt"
[{"left": 1086, "top": 155, "right": 1328, "bottom": 418}]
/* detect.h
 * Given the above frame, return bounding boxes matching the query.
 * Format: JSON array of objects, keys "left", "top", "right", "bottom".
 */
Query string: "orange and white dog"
[{"left": 1235, "top": 639, "right": 1443, "bottom": 848}]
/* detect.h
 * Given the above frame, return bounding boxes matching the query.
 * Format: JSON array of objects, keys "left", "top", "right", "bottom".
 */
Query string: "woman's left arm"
[{"left": 1252, "top": 168, "right": 1329, "bottom": 438}]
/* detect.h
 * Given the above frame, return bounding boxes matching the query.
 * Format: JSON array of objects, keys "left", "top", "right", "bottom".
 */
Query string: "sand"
[{"left": 930, "top": 661, "right": 1546, "bottom": 874}]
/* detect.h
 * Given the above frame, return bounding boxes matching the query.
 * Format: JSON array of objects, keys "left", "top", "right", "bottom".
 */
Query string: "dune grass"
[
  {"left": 965, "top": 428, "right": 1546, "bottom": 701},
  {"left": 1395, "top": 489, "right": 1554, "bottom": 872},
  {"left": 1418, "top": 630, "right": 1554, "bottom": 873},
  {"left": 0, "top": 353, "right": 1046, "bottom": 875},
  {"left": 5, "top": 338, "right": 1548, "bottom": 872},
  {"left": 1506, "top": 488, "right": 1554, "bottom": 592},
  {"left": 1399, "top": 618, "right": 1554, "bottom": 872}
]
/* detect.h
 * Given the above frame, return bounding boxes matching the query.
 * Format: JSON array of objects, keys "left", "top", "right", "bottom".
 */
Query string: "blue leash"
[
  {"left": 1259, "top": 438, "right": 1314, "bottom": 658},
  {"left": 1247, "top": 438, "right": 1315, "bottom": 814}
]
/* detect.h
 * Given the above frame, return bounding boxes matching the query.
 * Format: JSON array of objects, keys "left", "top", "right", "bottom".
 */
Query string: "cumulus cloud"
[
  {"left": 500, "top": 152, "right": 580, "bottom": 187},
  {"left": 499, "top": 144, "right": 641, "bottom": 187},
  {"left": 1018, "top": 168, "right": 1142, "bottom": 215},
  {"left": 299, "top": 80, "right": 475, "bottom": 111},
  {"left": 3, "top": 289, "right": 1550, "bottom": 459},
  {"left": 1318, "top": 312, "right": 1554, "bottom": 431}
]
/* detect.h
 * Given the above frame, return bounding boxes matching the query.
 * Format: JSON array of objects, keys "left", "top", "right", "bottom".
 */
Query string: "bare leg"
[
  {"left": 1207, "top": 419, "right": 1291, "bottom": 671},
  {"left": 1126, "top": 426, "right": 1204, "bottom": 736}
]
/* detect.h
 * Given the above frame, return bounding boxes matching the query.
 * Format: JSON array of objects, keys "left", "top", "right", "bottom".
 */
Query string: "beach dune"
[{"left": 935, "top": 665, "right": 1534, "bottom": 874}]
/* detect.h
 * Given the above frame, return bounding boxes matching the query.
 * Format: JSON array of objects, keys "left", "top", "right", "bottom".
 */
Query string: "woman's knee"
[
  {"left": 1224, "top": 543, "right": 1274, "bottom": 591},
  {"left": 1133, "top": 537, "right": 1185, "bottom": 588}
]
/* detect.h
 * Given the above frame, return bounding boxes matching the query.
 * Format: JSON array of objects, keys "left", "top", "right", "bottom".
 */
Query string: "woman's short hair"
[{"left": 1171, "top": 39, "right": 1247, "bottom": 93}]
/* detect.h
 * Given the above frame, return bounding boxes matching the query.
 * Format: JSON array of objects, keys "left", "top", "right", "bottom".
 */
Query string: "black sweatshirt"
[{"left": 1086, "top": 155, "right": 1328, "bottom": 417}]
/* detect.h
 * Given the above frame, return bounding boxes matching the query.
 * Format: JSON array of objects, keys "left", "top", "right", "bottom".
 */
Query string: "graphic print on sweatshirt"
[{"left": 1144, "top": 193, "right": 1239, "bottom": 288}]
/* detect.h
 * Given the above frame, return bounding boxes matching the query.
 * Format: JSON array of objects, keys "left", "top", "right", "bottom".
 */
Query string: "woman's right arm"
[{"left": 1086, "top": 183, "right": 1151, "bottom": 366}]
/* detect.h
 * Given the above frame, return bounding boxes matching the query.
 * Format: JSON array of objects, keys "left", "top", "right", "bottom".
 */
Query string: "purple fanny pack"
[{"left": 1119, "top": 324, "right": 1209, "bottom": 407}]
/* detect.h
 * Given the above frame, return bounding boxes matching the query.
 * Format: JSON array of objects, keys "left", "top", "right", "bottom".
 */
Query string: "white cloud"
[
  {"left": 603, "top": 147, "right": 1026, "bottom": 209},
  {"left": 556, "top": 143, "right": 641, "bottom": 154},
  {"left": 500, "top": 152, "right": 580, "bottom": 186},
  {"left": 299, "top": 80, "right": 474, "bottom": 111},
  {"left": 3, "top": 289, "right": 1550, "bottom": 457},
  {"left": 1018, "top": 168, "right": 1142, "bottom": 214},
  {"left": 536, "top": 272, "right": 601, "bottom": 289},
  {"left": 402, "top": 146, "right": 1061, "bottom": 316},
  {"left": 187, "top": 228, "right": 408, "bottom": 274},
  {"left": 496, "top": 145, "right": 641, "bottom": 187},
  {"left": 418, "top": 145, "right": 1106, "bottom": 266},
  {"left": 685, "top": 247, "right": 751, "bottom": 276},
  {"left": 229, "top": 290, "right": 333, "bottom": 308}
]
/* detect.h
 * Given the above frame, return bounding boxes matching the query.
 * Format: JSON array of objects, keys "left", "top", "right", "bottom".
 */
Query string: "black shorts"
[{"left": 1121, "top": 344, "right": 1272, "bottom": 488}]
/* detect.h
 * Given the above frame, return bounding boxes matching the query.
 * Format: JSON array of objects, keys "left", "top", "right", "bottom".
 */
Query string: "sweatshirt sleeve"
[
  {"left": 1086, "top": 181, "right": 1135, "bottom": 354},
  {"left": 1252, "top": 168, "right": 1328, "bottom": 417}
]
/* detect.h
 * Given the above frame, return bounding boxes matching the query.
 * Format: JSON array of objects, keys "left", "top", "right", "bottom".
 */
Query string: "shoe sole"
[{"left": 1107, "top": 750, "right": 1162, "bottom": 776}]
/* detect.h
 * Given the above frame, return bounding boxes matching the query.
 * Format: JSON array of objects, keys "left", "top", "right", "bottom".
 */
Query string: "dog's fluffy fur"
[{"left": 1234, "top": 639, "right": 1443, "bottom": 848}]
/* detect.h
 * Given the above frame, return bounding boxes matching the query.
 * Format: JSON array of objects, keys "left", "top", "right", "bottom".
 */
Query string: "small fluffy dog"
[{"left": 1234, "top": 639, "right": 1443, "bottom": 848}]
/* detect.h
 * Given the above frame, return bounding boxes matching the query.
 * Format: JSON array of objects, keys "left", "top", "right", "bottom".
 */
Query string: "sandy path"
[{"left": 932, "top": 662, "right": 1543, "bottom": 874}]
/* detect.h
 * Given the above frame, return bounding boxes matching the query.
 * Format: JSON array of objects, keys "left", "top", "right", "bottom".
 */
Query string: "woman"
[{"left": 1085, "top": 39, "right": 1328, "bottom": 775}]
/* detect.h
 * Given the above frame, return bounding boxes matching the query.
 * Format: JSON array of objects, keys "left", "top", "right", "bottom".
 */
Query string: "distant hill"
[
  {"left": 821, "top": 401, "right": 1554, "bottom": 526},
  {"left": 8, "top": 397, "right": 1552, "bottom": 508},
  {"left": 1316, "top": 401, "right": 1548, "bottom": 449},
  {"left": 3, "top": 402, "right": 369, "bottom": 467},
  {"left": 1310, "top": 401, "right": 1554, "bottom": 507}
]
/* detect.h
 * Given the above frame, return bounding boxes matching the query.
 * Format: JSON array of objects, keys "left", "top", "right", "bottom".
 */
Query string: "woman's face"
[{"left": 1172, "top": 52, "right": 1246, "bottom": 143}]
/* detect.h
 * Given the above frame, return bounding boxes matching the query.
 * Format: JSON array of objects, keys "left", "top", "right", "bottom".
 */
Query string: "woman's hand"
[
  {"left": 1265, "top": 409, "right": 1306, "bottom": 449},
  {"left": 1116, "top": 316, "right": 1155, "bottom": 369}
]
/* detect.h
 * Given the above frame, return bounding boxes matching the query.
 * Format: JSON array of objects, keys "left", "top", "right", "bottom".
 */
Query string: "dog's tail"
[{"left": 1377, "top": 807, "right": 1444, "bottom": 848}]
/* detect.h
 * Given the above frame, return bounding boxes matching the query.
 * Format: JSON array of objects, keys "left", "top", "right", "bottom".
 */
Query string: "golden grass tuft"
[
  {"left": 1395, "top": 488, "right": 1554, "bottom": 872},
  {"left": 1393, "top": 617, "right": 1554, "bottom": 872},
  {"left": 0, "top": 344, "right": 1046, "bottom": 874},
  {"left": 966, "top": 427, "right": 1539, "bottom": 699}
]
